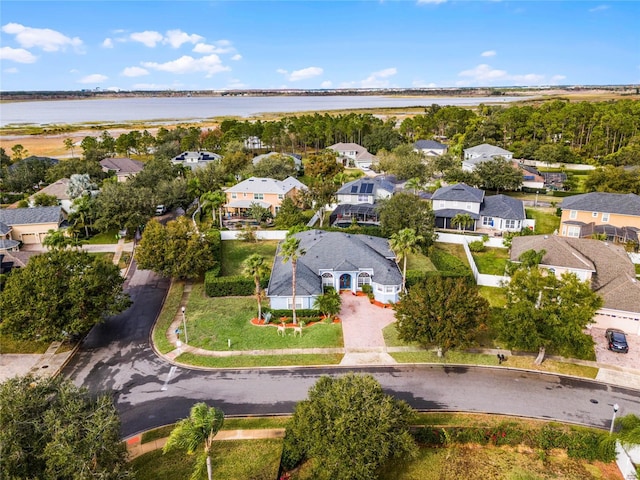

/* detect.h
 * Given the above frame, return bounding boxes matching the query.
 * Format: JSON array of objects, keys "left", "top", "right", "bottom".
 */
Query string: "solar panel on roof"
[
  {"left": 351, "top": 185, "right": 358, "bottom": 193},
  {"left": 366, "top": 183, "right": 374, "bottom": 193}
]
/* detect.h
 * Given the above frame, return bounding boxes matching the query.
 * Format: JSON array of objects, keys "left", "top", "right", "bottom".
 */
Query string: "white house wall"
[{"left": 434, "top": 199, "right": 481, "bottom": 215}]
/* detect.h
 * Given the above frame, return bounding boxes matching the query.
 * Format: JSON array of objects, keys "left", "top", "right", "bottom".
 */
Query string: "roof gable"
[
  {"left": 432, "top": 183, "right": 484, "bottom": 203},
  {"left": 481, "top": 194, "right": 526, "bottom": 220},
  {"left": 560, "top": 192, "right": 640, "bottom": 217}
]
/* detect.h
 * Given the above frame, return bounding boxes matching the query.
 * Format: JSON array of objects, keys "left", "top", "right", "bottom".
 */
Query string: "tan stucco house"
[
  {"left": 511, "top": 235, "right": 640, "bottom": 335},
  {"left": 223, "top": 176, "right": 307, "bottom": 217},
  {"left": 100, "top": 157, "right": 145, "bottom": 182},
  {"left": 0, "top": 206, "right": 65, "bottom": 247},
  {"left": 559, "top": 192, "right": 640, "bottom": 246}
]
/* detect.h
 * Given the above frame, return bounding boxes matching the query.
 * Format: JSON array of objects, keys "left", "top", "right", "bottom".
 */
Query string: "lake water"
[{"left": 0, "top": 95, "right": 535, "bottom": 127}]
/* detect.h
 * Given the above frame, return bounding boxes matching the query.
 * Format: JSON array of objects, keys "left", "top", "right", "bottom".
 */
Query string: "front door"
[{"left": 339, "top": 274, "right": 351, "bottom": 290}]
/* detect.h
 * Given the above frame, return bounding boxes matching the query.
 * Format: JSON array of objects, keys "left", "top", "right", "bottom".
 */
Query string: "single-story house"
[
  {"left": 224, "top": 176, "right": 307, "bottom": 217},
  {"left": 327, "top": 143, "right": 377, "bottom": 170},
  {"left": 413, "top": 139, "right": 448, "bottom": 156},
  {"left": 267, "top": 230, "right": 403, "bottom": 309},
  {"left": 0, "top": 206, "right": 65, "bottom": 246},
  {"left": 518, "top": 164, "right": 545, "bottom": 190},
  {"left": 559, "top": 192, "right": 640, "bottom": 245},
  {"left": 100, "top": 157, "right": 145, "bottom": 182},
  {"left": 462, "top": 144, "right": 513, "bottom": 172},
  {"left": 171, "top": 151, "right": 222, "bottom": 171},
  {"left": 510, "top": 235, "right": 640, "bottom": 335}
]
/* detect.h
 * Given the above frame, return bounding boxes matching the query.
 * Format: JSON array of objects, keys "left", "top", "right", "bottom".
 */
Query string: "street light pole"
[
  {"left": 609, "top": 403, "right": 619, "bottom": 435},
  {"left": 181, "top": 306, "right": 188, "bottom": 344}
]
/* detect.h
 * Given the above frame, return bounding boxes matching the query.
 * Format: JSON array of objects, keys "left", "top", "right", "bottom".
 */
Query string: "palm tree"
[
  {"left": 405, "top": 177, "right": 423, "bottom": 194},
  {"left": 163, "top": 402, "right": 224, "bottom": 480},
  {"left": 242, "top": 254, "right": 269, "bottom": 320},
  {"left": 200, "top": 190, "right": 227, "bottom": 227},
  {"left": 389, "top": 228, "right": 423, "bottom": 292},
  {"left": 451, "top": 213, "right": 474, "bottom": 231},
  {"left": 280, "top": 235, "right": 306, "bottom": 324}
]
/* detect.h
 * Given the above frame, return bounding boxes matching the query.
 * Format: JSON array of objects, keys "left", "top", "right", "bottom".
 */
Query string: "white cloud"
[
  {"left": 142, "top": 54, "right": 230, "bottom": 76},
  {"left": 457, "top": 63, "right": 548, "bottom": 86},
  {"left": 276, "top": 68, "right": 288, "bottom": 75},
  {"left": 2, "top": 23, "right": 83, "bottom": 52},
  {"left": 589, "top": 5, "right": 609, "bottom": 13},
  {"left": 551, "top": 75, "right": 567, "bottom": 83},
  {"left": 193, "top": 40, "right": 236, "bottom": 55},
  {"left": 417, "top": 0, "right": 447, "bottom": 4},
  {"left": 102, "top": 38, "right": 114, "bottom": 48},
  {"left": 164, "top": 29, "right": 204, "bottom": 48},
  {"left": 340, "top": 68, "right": 398, "bottom": 88},
  {"left": 320, "top": 80, "right": 332, "bottom": 88},
  {"left": 78, "top": 74, "right": 108, "bottom": 84},
  {"left": 289, "top": 67, "right": 323, "bottom": 81},
  {"left": 4, "top": 67, "right": 19, "bottom": 74},
  {"left": 0, "top": 46, "right": 37, "bottom": 63},
  {"left": 231, "top": 54, "right": 242, "bottom": 61},
  {"left": 481, "top": 50, "right": 496, "bottom": 57},
  {"left": 225, "top": 79, "right": 247, "bottom": 89},
  {"left": 121, "top": 66, "right": 149, "bottom": 77},
  {"left": 130, "top": 30, "right": 163, "bottom": 47}
]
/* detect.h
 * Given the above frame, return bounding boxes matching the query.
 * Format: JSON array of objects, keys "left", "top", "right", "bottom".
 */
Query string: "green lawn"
[
  {"left": 471, "top": 247, "right": 510, "bottom": 275},
  {"left": 0, "top": 335, "right": 50, "bottom": 354},
  {"left": 526, "top": 207, "right": 561, "bottom": 234},
  {"left": 85, "top": 230, "right": 119, "bottom": 244},
  {"left": 432, "top": 242, "right": 471, "bottom": 268},
  {"left": 152, "top": 280, "right": 186, "bottom": 354},
  {"left": 635, "top": 264, "right": 640, "bottom": 276},
  {"left": 185, "top": 283, "right": 343, "bottom": 351},
  {"left": 407, "top": 251, "right": 437, "bottom": 271},
  {"left": 220, "top": 240, "right": 279, "bottom": 276},
  {"left": 478, "top": 286, "right": 507, "bottom": 308},
  {"left": 176, "top": 352, "right": 344, "bottom": 368}
]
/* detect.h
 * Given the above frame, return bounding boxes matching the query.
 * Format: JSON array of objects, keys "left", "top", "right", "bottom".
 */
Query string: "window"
[
  {"left": 287, "top": 298, "right": 303, "bottom": 309},
  {"left": 439, "top": 200, "right": 445, "bottom": 208},
  {"left": 322, "top": 272, "right": 334, "bottom": 288},
  {"left": 231, "top": 193, "right": 237, "bottom": 199},
  {"left": 275, "top": 206, "right": 280, "bottom": 214},
  {"left": 376, "top": 285, "right": 383, "bottom": 292},
  {"left": 482, "top": 217, "right": 493, "bottom": 226},
  {"left": 602, "top": 213, "right": 610, "bottom": 222},
  {"left": 592, "top": 211, "right": 598, "bottom": 218},
  {"left": 567, "top": 226, "right": 580, "bottom": 237},
  {"left": 504, "top": 219, "right": 516, "bottom": 229},
  {"left": 466, "top": 203, "right": 472, "bottom": 210},
  {"left": 358, "top": 194, "right": 369, "bottom": 202},
  {"left": 357, "top": 272, "right": 371, "bottom": 287},
  {"left": 254, "top": 193, "right": 264, "bottom": 200},
  {"left": 385, "top": 285, "right": 395, "bottom": 293},
  {"left": 562, "top": 225, "right": 567, "bottom": 236},
  {"left": 278, "top": 194, "right": 284, "bottom": 200},
  {"left": 548, "top": 268, "right": 556, "bottom": 276},
  {"left": 569, "top": 210, "right": 577, "bottom": 219}
]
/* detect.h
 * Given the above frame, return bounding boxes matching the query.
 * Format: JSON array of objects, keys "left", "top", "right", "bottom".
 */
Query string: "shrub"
[
  {"left": 430, "top": 248, "right": 469, "bottom": 274},
  {"left": 280, "top": 429, "right": 306, "bottom": 471},
  {"left": 205, "top": 275, "right": 254, "bottom": 297},
  {"left": 262, "top": 308, "right": 321, "bottom": 319},
  {"left": 207, "top": 229, "right": 222, "bottom": 263},
  {"left": 468, "top": 240, "right": 485, "bottom": 252}
]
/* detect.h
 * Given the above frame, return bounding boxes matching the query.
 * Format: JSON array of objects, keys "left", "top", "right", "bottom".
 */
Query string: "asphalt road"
[{"left": 63, "top": 263, "right": 640, "bottom": 438}]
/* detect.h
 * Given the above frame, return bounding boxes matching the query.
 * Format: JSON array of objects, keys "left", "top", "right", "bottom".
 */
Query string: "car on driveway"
[{"left": 605, "top": 328, "right": 629, "bottom": 353}]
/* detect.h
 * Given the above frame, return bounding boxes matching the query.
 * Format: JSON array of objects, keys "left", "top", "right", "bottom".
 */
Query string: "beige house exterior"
[
  {"left": 559, "top": 192, "right": 640, "bottom": 243},
  {"left": 0, "top": 206, "right": 65, "bottom": 246},
  {"left": 511, "top": 235, "right": 640, "bottom": 335},
  {"left": 223, "top": 176, "right": 307, "bottom": 217}
]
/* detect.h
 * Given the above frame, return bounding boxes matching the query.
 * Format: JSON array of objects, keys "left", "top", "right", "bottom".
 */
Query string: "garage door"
[{"left": 20, "top": 233, "right": 38, "bottom": 244}]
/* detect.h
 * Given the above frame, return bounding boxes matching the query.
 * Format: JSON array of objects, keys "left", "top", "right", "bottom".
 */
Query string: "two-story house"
[
  {"left": 327, "top": 143, "right": 377, "bottom": 170},
  {"left": 329, "top": 176, "right": 398, "bottom": 227},
  {"left": 0, "top": 206, "right": 65, "bottom": 247},
  {"left": 413, "top": 139, "right": 448, "bottom": 156},
  {"left": 559, "top": 192, "right": 640, "bottom": 246},
  {"left": 511, "top": 235, "right": 640, "bottom": 335},
  {"left": 462, "top": 144, "right": 513, "bottom": 172},
  {"left": 223, "top": 176, "right": 307, "bottom": 218},
  {"left": 432, "top": 183, "right": 526, "bottom": 233},
  {"left": 171, "top": 151, "right": 222, "bottom": 171}
]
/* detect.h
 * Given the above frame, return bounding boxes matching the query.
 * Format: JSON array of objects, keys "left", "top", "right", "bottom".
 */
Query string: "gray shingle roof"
[
  {"left": 0, "top": 206, "right": 62, "bottom": 226},
  {"left": 267, "top": 230, "right": 402, "bottom": 297},
  {"left": 560, "top": 192, "right": 640, "bottom": 217},
  {"left": 0, "top": 221, "right": 11, "bottom": 235},
  {"left": 337, "top": 176, "right": 396, "bottom": 196},
  {"left": 414, "top": 139, "right": 447, "bottom": 150},
  {"left": 432, "top": 183, "right": 484, "bottom": 203},
  {"left": 225, "top": 176, "right": 306, "bottom": 194},
  {"left": 510, "top": 235, "right": 640, "bottom": 314},
  {"left": 480, "top": 194, "right": 526, "bottom": 220},
  {"left": 100, "top": 157, "right": 144, "bottom": 174}
]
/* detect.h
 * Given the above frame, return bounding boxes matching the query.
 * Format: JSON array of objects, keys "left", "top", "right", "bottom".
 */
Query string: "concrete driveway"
[
  {"left": 590, "top": 327, "right": 640, "bottom": 370},
  {"left": 338, "top": 293, "right": 397, "bottom": 365}
]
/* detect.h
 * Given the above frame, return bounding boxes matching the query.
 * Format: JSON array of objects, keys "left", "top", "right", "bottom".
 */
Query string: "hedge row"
[
  {"left": 430, "top": 248, "right": 470, "bottom": 274},
  {"left": 412, "top": 422, "right": 615, "bottom": 462},
  {"left": 262, "top": 308, "right": 321, "bottom": 319},
  {"left": 205, "top": 275, "right": 254, "bottom": 297},
  {"left": 551, "top": 190, "right": 578, "bottom": 197}
]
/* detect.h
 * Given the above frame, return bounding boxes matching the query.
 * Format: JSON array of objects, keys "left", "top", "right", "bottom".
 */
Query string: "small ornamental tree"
[
  {"left": 394, "top": 276, "right": 489, "bottom": 356},
  {"left": 312, "top": 287, "right": 342, "bottom": 320}
]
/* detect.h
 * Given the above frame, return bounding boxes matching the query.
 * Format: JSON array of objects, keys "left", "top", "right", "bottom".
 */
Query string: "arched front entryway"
[{"left": 339, "top": 274, "right": 352, "bottom": 290}]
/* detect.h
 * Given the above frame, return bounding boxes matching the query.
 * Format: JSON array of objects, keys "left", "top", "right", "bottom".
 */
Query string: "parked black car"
[{"left": 605, "top": 328, "right": 629, "bottom": 353}]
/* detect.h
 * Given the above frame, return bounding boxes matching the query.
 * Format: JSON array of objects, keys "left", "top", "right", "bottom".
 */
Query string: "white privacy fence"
[
  {"left": 457, "top": 238, "right": 510, "bottom": 287},
  {"left": 616, "top": 442, "right": 639, "bottom": 480}
]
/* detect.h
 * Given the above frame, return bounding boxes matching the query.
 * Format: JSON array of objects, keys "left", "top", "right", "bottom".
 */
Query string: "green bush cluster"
[
  {"left": 205, "top": 275, "right": 254, "bottom": 297},
  {"left": 430, "top": 248, "right": 470, "bottom": 274},
  {"left": 411, "top": 422, "right": 615, "bottom": 462},
  {"left": 551, "top": 190, "right": 577, "bottom": 197},
  {"left": 208, "top": 229, "right": 222, "bottom": 262},
  {"left": 262, "top": 308, "right": 321, "bottom": 319},
  {"left": 468, "top": 240, "right": 486, "bottom": 252}
]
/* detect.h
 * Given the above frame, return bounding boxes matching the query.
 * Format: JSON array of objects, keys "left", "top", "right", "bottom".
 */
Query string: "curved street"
[{"left": 62, "top": 262, "right": 640, "bottom": 438}]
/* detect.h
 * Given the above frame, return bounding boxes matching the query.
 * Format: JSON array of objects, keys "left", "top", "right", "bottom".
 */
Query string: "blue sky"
[{"left": 1, "top": 1, "right": 638, "bottom": 92}]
